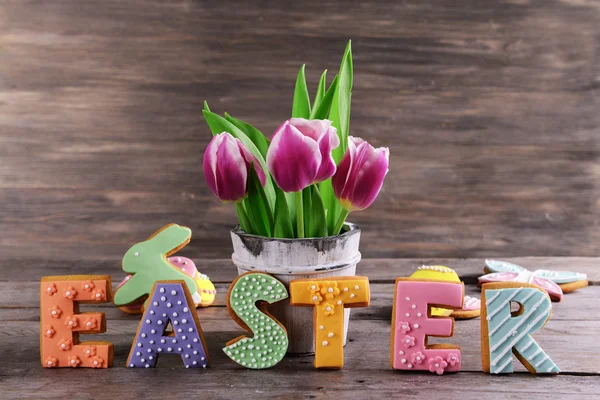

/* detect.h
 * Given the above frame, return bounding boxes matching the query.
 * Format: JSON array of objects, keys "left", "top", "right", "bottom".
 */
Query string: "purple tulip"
[
  {"left": 332, "top": 136, "right": 390, "bottom": 211},
  {"left": 203, "top": 132, "right": 266, "bottom": 202},
  {"left": 266, "top": 118, "right": 340, "bottom": 192}
]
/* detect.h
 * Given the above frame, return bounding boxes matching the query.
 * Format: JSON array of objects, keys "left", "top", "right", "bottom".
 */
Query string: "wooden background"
[{"left": 2, "top": 0, "right": 600, "bottom": 262}]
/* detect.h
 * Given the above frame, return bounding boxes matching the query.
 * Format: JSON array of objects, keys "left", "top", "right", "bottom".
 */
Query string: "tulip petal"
[
  {"left": 203, "top": 134, "right": 222, "bottom": 198},
  {"left": 237, "top": 139, "right": 267, "bottom": 187},
  {"left": 267, "top": 121, "right": 321, "bottom": 192},
  {"left": 216, "top": 134, "right": 249, "bottom": 202}
]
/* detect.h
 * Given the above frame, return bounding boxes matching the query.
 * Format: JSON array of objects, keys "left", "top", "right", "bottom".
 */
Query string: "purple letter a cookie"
[{"left": 127, "top": 281, "right": 210, "bottom": 368}]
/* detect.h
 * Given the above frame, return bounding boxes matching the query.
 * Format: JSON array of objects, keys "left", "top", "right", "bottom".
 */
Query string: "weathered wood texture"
[
  {"left": 1, "top": 0, "right": 600, "bottom": 260},
  {"left": 0, "top": 258, "right": 598, "bottom": 399}
]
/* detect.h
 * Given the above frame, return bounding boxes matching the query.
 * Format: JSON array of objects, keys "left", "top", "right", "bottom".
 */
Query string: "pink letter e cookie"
[{"left": 391, "top": 278, "right": 463, "bottom": 375}]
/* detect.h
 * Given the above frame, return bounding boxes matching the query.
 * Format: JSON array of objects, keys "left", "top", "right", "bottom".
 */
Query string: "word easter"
[{"left": 40, "top": 273, "right": 558, "bottom": 374}]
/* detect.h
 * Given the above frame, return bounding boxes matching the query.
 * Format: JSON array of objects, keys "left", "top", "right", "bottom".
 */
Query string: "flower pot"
[{"left": 230, "top": 223, "right": 361, "bottom": 354}]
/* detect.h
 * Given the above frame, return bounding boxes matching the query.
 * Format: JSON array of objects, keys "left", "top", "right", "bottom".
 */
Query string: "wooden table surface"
[{"left": 1, "top": 257, "right": 598, "bottom": 399}]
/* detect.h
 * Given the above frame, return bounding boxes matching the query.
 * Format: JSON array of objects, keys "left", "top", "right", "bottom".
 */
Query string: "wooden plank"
[
  {"left": 7, "top": 282, "right": 598, "bottom": 322},
  {"left": 4, "top": 319, "right": 600, "bottom": 374},
  {"left": 1, "top": 0, "right": 600, "bottom": 261},
  {"left": 1, "top": 371, "right": 598, "bottom": 400},
  {"left": 3, "top": 257, "right": 599, "bottom": 283}
]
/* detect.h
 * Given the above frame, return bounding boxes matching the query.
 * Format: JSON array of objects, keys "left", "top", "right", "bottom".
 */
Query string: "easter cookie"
[
  {"left": 117, "top": 256, "right": 216, "bottom": 314},
  {"left": 484, "top": 259, "right": 587, "bottom": 294},
  {"left": 114, "top": 224, "right": 201, "bottom": 311},
  {"left": 481, "top": 282, "right": 559, "bottom": 374},
  {"left": 223, "top": 272, "right": 289, "bottom": 369},
  {"left": 127, "top": 281, "right": 210, "bottom": 368},
  {"left": 409, "top": 265, "right": 460, "bottom": 317},
  {"left": 40, "top": 275, "right": 114, "bottom": 368},
  {"left": 391, "top": 278, "right": 463, "bottom": 375},
  {"left": 450, "top": 295, "right": 481, "bottom": 320},
  {"left": 290, "top": 276, "right": 371, "bottom": 369},
  {"left": 479, "top": 270, "right": 563, "bottom": 302}
]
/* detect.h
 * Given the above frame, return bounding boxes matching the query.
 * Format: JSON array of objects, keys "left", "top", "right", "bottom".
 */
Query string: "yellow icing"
[
  {"left": 194, "top": 273, "right": 216, "bottom": 307},
  {"left": 409, "top": 266, "right": 460, "bottom": 316},
  {"left": 290, "top": 277, "right": 370, "bottom": 369}
]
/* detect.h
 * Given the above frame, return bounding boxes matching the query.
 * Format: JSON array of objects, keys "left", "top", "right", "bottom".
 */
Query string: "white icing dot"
[
  {"left": 408, "top": 364, "right": 413, "bottom": 369},
  {"left": 311, "top": 285, "right": 316, "bottom": 290},
  {"left": 412, "top": 305, "right": 416, "bottom": 309},
  {"left": 405, "top": 313, "right": 410, "bottom": 317},
  {"left": 326, "top": 306, "right": 332, "bottom": 312},
  {"left": 134, "top": 252, "right": 139, "bottom": 257},
  {"left": 355, "top": 285, "right": 359, "bottom": 290},
  {"left": 399, "top": 351, "right": 404, "bottom": 355},
  {"left": 182, "top": 319, "right": 187, "bottom": 324},
  {"left": 414, "top": 324, "right": 419, "bottom": 328},
  {"left": 319, "top": 326, "right": 324, "bottom": 330},
  {"left": 183, "top": 307, "right": 189, "bottom": 312},
  {"left": 417, "top": 313, "right": 422, "bottom": 317},
  {"left": 405, "top": 339, "right": 410, "bottom": 344},
  {"left": 167, "top": 347, "right": 173, "bottom": 352},
  {"left": 65, "top": 291, "right": 71, "bottom": 297},
  {"left": 137, "top": 343, "right": 143, "bottom": 347},
  {"left": 160, "top": 288, "right": 165, "bottom": 293},
  {"left": 171, "top": 290, "right": 177, "bottom": 295},
  {"left": 322, "top": 341, "right": 328, "bottom": 346},
  {"left": 157, "top": 321, "right": 163, "bottom": 325},
  {"left": 167, "top": 303, "right": 172, "bottom": 308},
  {"left": 328, "top": 287, "right": 334, "bottom": 293},
  {"left": 328, "top": 332, "right": 334, "bottom": 338},
  {"left": 401, "top": 359, "right": 406, "bottom": 364},
  {"left": 435, "top": 363, "right": 440, "bottom": 368},
  {"left": 161, "top": 296, "right": 166, "bottom": 302},
  {"left": 141, "top": 333, "right": 146, "bottom": 338},
  {"left": 173, "top": 312, "right": 178, "bottom": 317},
  {"left": 312, "top": 296, "right": 319, "bottom": 302},
  {"left": 405, "top": 297, "right": 410, "bottom": 301},
  {"left": 350, "top": 294, "right": 355, "bottom": 299}
]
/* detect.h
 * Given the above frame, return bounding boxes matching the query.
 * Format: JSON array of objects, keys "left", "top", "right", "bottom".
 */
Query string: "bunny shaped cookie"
[{"left": 113, "top": 224, "right": 201, "bottom": 309}]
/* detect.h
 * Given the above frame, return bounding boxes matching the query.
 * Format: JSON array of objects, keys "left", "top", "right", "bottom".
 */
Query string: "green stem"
[
  {"left": 332, "top": 208, "right": 350, "bottom": 236},
  {"left": 235, "top": 202, "right": 253, "bottom": 234},
  {"left": 296, "top": 191, "right": 304, "bottom": 238}
]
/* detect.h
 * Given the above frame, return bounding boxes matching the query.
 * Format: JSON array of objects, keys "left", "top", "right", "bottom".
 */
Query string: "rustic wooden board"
[
  {"left": 2, "top": 257, "right": 598, "bottom": 398},
  {"left": 2, "top": 0, "right": 600, "bottom": 261},
  {"left": 4, "top": 257, "right": 599, "bottom": 283}
]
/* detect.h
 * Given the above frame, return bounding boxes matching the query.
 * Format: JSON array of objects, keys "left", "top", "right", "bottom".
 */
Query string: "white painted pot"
[{"left": 230, "top": 223, "right": 361, "bottom": 354}]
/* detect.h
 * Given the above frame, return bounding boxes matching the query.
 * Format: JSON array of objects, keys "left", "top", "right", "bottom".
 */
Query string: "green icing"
[
  {"left": 224, "top": 273, "right": 289, "bottom": 369},
  {"left": 113, "top": 224, "right": 198, "bottom": 307}
]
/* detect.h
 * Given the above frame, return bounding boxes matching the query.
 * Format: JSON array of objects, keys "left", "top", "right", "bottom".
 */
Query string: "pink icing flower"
[
  {"left": 65, "top": 315, "right": 79, "bottom": 329},
  {"left": 50, "top": 305, "right": 62, "bottom": 319},
  {"left": 411, "top": 351, "right": 426, "bottom": 365},
  {"left": 58, "top": 338, "right": 73, "bottom": 351},
  {"left": 447, "top": 352, "right": 460, "bottom": 366},
  {"left": 90, "top": 356, "right": 104, "bottom": 368},
  {"left": 92, "top": 289, "right": 105, "bottom": 301},
  {"left": 83, "top": 317, "right": 98, "bottom": 330},
  {"left": 81, "top": 280, "right": 95, "bottom": 292},
  {"left": 323, "top": 303, "right": 335, "bottom": 316},
  {"left": 46, "top": 283, "right": 57, "bottom": 296},
  {"left": 44, "top": 325, "right": 56, "bottom": 338},
  {"left": 45, "top": 357, "right": 58, "bottom": 368},
  {"left": 401, "top": 335, "right": 416, "bottom": 348},
  {"left": 428, "top": 356, "right": 448, "bottom": 375},
  {"left": 320, "top": 281, "right": 340, "bottom": 300},
  {"left": 397, "top": 321, "right": 411, "bottom": 334},
  {"left": 68, "top": 355, "right": 81, "bottom": 368},
  {"left": 64, "top": 286, "right": 77, "bottom": 299},
  {"left": 84, "top": 345, "right": 97, "bottom": 357}
]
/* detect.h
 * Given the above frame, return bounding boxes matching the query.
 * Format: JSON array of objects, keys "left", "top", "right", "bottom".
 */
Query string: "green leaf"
[
  {"left": 245, "top": 165, "right": 274, "bottom": 237},
  {"left": 235, "top": 202, "right": 254, "bottom": 233},
  {"left": 225, "top": 113, "right": 270, "bottom": 159},
  {"left": 308, "top": 185, "right": 328, "bottom": 237},
  {"left": 310, "top": 75, "right": 338, "bottom": 120},
  {"left": 312, "top": 70, "right": 327, "bottom": 113},
  {"left": 302, "top": 186, "right": 312, "bottom": 238},
  {"left": 323, "top": 41, "right": 353, "bottom": 234},
  {"left": 329, "top": 40, "right": 353, "bottom": 162},
  {"left": 292, "top": 64, "right": 311, "bottom": 118},
  {"left": 273, "top": 186, "right": 294, "bottom": 238},
  {"left": 203, "top": 101, "right": 211, "bottom": 112},
  {"left": 285, "top": 191, "right": 297, "bottom": 233},
  {"left": 202, "top": 108, "right": 275, "bottom": 209}
]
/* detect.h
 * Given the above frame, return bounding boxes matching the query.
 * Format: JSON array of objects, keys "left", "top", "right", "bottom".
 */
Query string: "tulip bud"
[
  {"left": 203, "top": 132, "right": 266, "bottom": 202},
  {"left": 332, "top": 136, "right": 390, "bottom": 211},
  {"left": 267, "top": 118, "right": 340, "bottom": 192}
]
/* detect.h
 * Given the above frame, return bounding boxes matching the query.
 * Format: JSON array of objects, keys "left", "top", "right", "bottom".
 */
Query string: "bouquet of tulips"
[{"left": 202, "top": 41, "right": 390, "bottom": 239}]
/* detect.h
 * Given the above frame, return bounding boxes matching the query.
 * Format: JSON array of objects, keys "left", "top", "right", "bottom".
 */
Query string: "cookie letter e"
[
  {"left": 290, "top": 277, "right": 370, "bottom": 369},
  {"left": 223, "top": 272, "right": 289, "bottom": 369},
  {"left": 481, "top": 282, "right": 559, "bottom": 374},
  {"left": 127, "top": 281, "right": 210, "bottom": 368},
  {"left": 391, "top": 279, "right": 463, "bottom": 375},
  {"left": 40, "top": 275, "right": 113, "bottom": 368}
]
